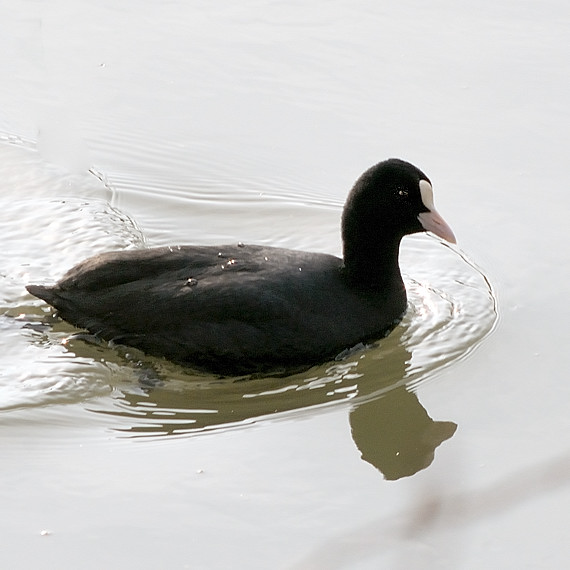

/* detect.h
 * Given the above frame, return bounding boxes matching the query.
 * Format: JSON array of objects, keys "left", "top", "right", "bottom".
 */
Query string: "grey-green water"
[{"left": 1, "top": 1, "right": 568, "bottom": 568}]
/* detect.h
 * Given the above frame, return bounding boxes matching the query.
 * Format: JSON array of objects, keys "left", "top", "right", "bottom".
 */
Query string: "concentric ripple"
[
  {"left": 6, "top": 231, "right": 496, "bottom": 437},
  {"left": 1, "top": 139, "right": 497, "bottom": 438},
  {"left": 82, "top": 234, "right": 497, "bottom": 438}
]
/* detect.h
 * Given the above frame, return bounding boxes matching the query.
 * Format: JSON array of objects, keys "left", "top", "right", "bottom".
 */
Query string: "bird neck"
[{"left": 342, "top": 231, "right": 404, "bottom": 291}]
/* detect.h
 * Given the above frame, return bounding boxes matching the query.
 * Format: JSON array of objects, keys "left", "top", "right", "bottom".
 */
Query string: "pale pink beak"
[
  {"left": 417, "top": 179, "right": 456, "bottom": 244},
  {"left": 418, "top": 209, "right": 456, "bottom": 244}
]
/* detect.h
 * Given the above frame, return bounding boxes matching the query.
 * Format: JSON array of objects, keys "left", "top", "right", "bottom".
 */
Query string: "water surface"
[{"left": 1, "top": 1, "right": 569, "bottom": 569}]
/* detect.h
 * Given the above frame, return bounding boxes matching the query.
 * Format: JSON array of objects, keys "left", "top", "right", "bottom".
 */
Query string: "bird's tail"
[{"left": 26, "top": 284, "right": 58, "bottom": 307}]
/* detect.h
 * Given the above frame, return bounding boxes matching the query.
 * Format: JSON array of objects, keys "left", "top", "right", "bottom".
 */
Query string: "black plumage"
[{"left": 26, "top": 158, "right": 455, "bottom": 375}]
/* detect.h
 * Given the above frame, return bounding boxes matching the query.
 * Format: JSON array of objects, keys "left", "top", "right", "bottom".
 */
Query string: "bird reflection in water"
[
  {"left": 89, "top": 326, "right": 457, "bottom": 481},
  {"left": 349, "top": 387, "right": 456, "bottom": 480}
]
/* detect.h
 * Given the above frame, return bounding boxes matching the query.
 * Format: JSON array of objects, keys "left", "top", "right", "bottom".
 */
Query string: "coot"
[{"left": 26, "top": 158, "right": 455, "bottom": 375}]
